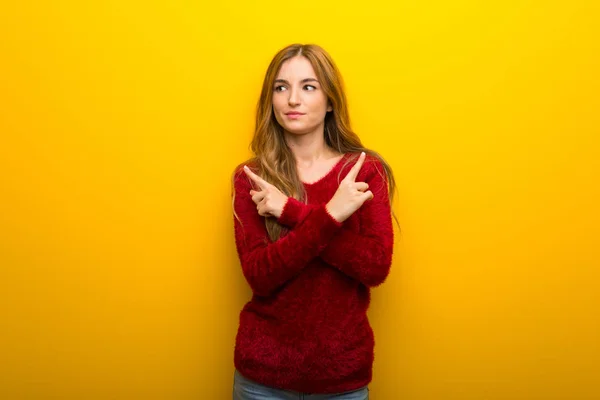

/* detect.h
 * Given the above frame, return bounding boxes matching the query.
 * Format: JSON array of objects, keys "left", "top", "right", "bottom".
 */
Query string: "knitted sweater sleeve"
[
  {"left": 320, "top": 160, "right": 394, "bottom": 286},
  {"left": 232, "top": 169, "right": 343, "bottom": 297},
  {"left": 272, "top": 160, "right": 394, "bottom": 287}
]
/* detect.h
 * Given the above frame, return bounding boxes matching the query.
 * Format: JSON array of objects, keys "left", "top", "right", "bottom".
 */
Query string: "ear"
[{"left": 326, "top": 102, "right": 333, "bottom": 112}]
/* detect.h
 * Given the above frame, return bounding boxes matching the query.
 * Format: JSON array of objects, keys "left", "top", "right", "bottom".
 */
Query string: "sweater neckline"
[{"left": 301, "top": 152, "right": 350, "bottom": 187}]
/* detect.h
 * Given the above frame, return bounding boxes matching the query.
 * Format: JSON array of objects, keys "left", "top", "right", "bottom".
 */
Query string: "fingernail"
[{"left": 243, "top": 165, "right": 249, "bottom": 170}]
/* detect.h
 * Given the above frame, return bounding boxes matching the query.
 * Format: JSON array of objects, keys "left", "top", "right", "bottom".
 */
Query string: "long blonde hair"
[{"left": 233, "top": 43, "right": 397, "bottom": 241}]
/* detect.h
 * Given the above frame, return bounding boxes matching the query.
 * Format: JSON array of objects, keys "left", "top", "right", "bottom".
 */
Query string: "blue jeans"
[{"left": 233, "top": 370, "right": 369, "bottom": 400}]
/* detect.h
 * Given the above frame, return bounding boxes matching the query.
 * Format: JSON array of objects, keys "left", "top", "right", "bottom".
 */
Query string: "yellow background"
[{"left": 1, "top": 1, "right": 599, "bottom": 398}]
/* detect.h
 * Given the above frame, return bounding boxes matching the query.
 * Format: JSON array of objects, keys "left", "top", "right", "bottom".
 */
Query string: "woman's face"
[{"left": 272, "top": 56, "right": 332, "bottom": 136}]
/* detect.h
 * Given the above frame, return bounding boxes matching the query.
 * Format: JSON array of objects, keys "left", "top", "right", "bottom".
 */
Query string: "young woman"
[{"left": 231, "top": 43, "right": 396, "bottom": 399}]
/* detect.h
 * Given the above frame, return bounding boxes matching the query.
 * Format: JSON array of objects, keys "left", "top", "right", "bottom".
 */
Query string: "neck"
[{"left": 283, "top": 126, "right": 341, "bottom": 166}]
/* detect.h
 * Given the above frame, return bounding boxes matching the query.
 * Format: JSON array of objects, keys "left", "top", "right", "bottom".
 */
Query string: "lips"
[
  {"left": 285, "top": 112, "right": 305, "bottom": 116},
  {"left": 285, "top": 112, "right": 304, "bottom": 120}
]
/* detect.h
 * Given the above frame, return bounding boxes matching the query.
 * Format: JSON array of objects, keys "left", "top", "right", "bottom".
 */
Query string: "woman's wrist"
[{"left": 325, "top": 202, "right": 344, "bottom": 223}]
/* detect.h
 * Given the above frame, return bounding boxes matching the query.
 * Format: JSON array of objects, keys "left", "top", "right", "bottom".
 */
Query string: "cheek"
[
  {"left": 308, "top": 98, "right": 329, "bottom": 118},
  {"left": 272, "top": 98, "right": 286, "bottom": 126},
  {"left": 308, "top": 94, "right": 328, "bottom": 112},
  {"left": 272, "top": 96, "right": 284, "bottom": 113}
]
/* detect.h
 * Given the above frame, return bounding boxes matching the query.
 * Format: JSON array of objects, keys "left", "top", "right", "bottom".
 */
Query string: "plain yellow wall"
[{"left": 1, "top": 1, "right": 599, "bottom": 399}]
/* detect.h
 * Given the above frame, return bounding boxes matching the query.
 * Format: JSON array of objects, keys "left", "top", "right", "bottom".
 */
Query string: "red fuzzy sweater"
[{"left": 232, "top": 152, "right": 394, "bottom": 393}]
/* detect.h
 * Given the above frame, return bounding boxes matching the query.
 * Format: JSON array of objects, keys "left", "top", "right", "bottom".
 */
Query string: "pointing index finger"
[
  {"left": 243, "top": 166, "right": 269, "bottom": 189},
  {"left": 346, "top": 151, "right": 366, "bottom": 182}
]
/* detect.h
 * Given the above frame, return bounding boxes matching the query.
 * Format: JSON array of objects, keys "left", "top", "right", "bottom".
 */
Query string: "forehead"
[{"left": 276, "top": 56, "right": 317, "bottom": 79}]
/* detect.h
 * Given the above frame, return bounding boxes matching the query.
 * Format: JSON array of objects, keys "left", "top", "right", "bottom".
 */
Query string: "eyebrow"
[{"left": 274, "top": 78, "right": 319, "bottom": 84}]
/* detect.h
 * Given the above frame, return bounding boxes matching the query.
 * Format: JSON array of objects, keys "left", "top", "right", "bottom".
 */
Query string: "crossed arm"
[{"left": 232, "top": 158, "right": 393, "bottom": 296}]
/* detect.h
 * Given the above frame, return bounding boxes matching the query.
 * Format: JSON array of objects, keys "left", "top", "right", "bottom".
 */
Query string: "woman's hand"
[
  {"left": 326, "top": 152, "right": 373, "bottom": 223},
  {"left": 243, "top": 166, "right": 289, "bottom": 219}
]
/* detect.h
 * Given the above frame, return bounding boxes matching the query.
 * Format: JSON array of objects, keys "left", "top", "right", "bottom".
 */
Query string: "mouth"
[{"left": 285, "top": 112, "right": 305, "bottom": 119}]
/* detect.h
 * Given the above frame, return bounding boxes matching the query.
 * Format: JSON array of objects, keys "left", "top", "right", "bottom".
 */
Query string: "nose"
[{"left": 288, "top": 87, "right": 300, "bottom": 106}]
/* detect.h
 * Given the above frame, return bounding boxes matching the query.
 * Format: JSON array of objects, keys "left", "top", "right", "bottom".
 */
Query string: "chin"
[{"left": 283, "top": 126, "right": 312, "bottom": 135}]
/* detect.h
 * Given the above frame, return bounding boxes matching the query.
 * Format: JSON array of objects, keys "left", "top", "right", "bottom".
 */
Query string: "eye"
[
  {"left": 304, "top": 85, "right": 316, "bottom": 91},
  {"left": 274, "top": 85, "right": 287, "bottom": 92}
]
